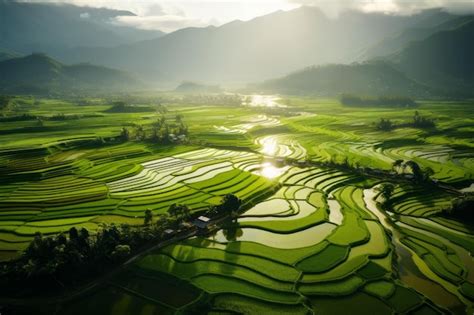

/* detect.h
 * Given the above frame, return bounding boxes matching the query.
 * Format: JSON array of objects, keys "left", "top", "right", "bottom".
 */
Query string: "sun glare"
[
  {"left": 261, "top": 137, "right": 278, "bottom": 156},
  {"left": 259, "top": 162, "right": 287, "bottom": 179}
]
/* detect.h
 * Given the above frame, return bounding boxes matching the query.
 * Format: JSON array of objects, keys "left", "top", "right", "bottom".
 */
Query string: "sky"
[{"left": 20, "top": 0, "right": 474, "bottom": 32}]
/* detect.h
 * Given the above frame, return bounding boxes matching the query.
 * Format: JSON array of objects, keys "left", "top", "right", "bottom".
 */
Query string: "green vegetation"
[
  {"left": 0, "top": 94, "right": 472, "bottom": 314},
  {"left": 341, "top": 94, "right": 417, "bottom": 107},
  {"left": 2, "top": 2, "right": 474, "bottom": 313},
  {"left": 443, "top": 195, "right": 474, "bottom": 222},
  {"left": 0, "top": 54, "right": 138, "bottom": 94}
]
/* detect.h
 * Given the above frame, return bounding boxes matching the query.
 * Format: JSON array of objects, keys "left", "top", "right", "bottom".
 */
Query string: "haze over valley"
[{"left": 1, "top": 1, "right": 474, "bottom": 314}]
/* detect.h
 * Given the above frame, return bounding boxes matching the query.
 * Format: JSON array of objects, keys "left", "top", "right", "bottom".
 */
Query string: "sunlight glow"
[
  {"left": 259, "top": 162, "right": 288, "bottom": 179},
  {"left": 261, "top": 137, "right": 278, "bottom": 156}
]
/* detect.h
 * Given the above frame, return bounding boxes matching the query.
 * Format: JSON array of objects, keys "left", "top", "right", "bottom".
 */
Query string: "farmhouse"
[{"left": 192, "top": 215, "right": 212, "bottom": 229}]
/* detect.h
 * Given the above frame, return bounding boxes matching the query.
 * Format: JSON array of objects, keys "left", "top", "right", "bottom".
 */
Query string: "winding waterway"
[{"left": 363, "top": 188, "right": 468, "bottom": 314}]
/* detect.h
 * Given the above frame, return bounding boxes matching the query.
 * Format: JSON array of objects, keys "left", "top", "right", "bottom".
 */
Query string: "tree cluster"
[
  {"left": 120, "top": 114, "right": 188, "bottom": 144},
  {"left": 374, "top": 111, "right": 435, "bottom": 132},
  {"left": 0, "top": 95, "right": 12, "bottom": 110},
  {"left": 181, "top": 94, "right": 241, "bottom": 106},
  {"left": 0, "top": 219, "right": 172, "bottom": 295},
  {"left": 208, "top": 194, "right": 242, "bottom": 217},
  {"left": 341, "top": 94, "right": 417, "bottom": 107},
  {"left": 376, "top": 118, "right": 394, "bottom": 131},
  {"left": 375, "top": 183, "right": 396, "bottom": 209},
  {"left": 443, "top": 195, "right": 474, "bottom": 221},
  {"left": 0, "top": 194, "right": 241, "bottom": 296},
  {"left": 167, "top": 204, "right": 191, "bottom": 222},
  {"left": 392, "top": 159, "right": 434, "bottom": 182},
  {"left": 412, "top": 110, "right": 435, "bottom": 128},
  {"left": 106, "top": 101, "right": 155, "bottom": 113}
]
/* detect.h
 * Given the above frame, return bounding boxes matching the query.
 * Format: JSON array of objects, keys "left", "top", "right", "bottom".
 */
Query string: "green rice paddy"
[{"left": 1, "top": 95, "right": 473, "bottom": 314}]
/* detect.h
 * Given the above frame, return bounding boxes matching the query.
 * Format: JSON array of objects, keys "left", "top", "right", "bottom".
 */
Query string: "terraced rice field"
[
  {"left": 0, "top": 144, "right": 281, "bottom": 255},
  {"left": 1, "top": 96, "right": 473, "bottom": 314}
]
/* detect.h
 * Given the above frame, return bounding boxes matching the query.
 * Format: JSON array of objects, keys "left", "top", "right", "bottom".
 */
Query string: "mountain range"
[
  {"left": 258, "top": 18, "right": 474, "bottom": 97},
  {"left": 0, "top": 1, "right": 164, "bottom": 56},
  {"left": 56, "top": 7, "right": 461, "bottom": 84},
  {"left": 255, "top": 61, "right": 432, "bottom": 97},
  {"left": 1, "top": 2, "right": 473, "bottom": 97},
  {"left": 0, "top": 54, "right": 138, "bottom": 94}
]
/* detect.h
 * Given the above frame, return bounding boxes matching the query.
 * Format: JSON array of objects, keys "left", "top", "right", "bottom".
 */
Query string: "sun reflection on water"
[
  {"left": 258, "top": 162, "right": 288, "bottom": 179},
  {"left": 261, "top": 137, "right": 278, "bottom": 156}
]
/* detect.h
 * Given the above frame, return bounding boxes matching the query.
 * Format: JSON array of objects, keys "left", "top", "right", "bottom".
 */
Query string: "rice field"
[{"left": 1, "top": 95, "right": 473, "bottom": 314}]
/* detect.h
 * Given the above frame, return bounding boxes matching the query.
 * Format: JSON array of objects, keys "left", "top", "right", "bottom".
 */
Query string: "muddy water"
[
  {"left": 327, "top": 199, "right": 343, "bottom": 225},
  {"left": 363, "top": 189, "right": 466, "bottom": 314}
]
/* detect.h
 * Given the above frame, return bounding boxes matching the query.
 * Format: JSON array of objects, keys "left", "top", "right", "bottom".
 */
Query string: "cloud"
[
  {"left": 18, "top": 1, "right": 222, "bottom": 32},
  {"left": 19, "top": 0, "right": 473, "bottom": 32},
  {"left": 113, "top": 14, "right": 212, "bottom": 32},
  {"left": 79, "top": 12, "right": 90, "bottom": 19},
  {"left": 290, "top": 0, "right": 474, "bottom": 16},
  {"left": 17, "top": 0, "right": 298, "bottom": 32},
  {"left": 109, "top": 2, "right": 216, "bottom": 32}
]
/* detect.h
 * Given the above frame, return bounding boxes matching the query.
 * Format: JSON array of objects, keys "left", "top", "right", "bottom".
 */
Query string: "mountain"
[
  {"left": 0, "top": 49, "right": 20, "bottom": 62},
  {"left": 361, "top": 13, "right": 473, "bottom": 60},
  {"left": 58, "top": 7, "right": 452, "bottom": 83},
  {"left": 175, "top": 81, "right": 221, "bottom": 93},
  {"left": 392, "top": 19, "right": 474, "bottom": 95},
  {"left": 0, "top": 1, "right": 164, "bottom": 55},
  {"left": 0, "top": 53, "right": 139, "bottom": 94},
  {"left": 255, "top": 61, "right": 431, "bottom": 97}
]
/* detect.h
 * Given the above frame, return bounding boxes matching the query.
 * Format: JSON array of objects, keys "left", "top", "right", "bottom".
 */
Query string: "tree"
[
  {"left": 111, "top": 244, "right": 131, "bottom": 260},
  {"left": 144, "top": 209, "right": 153, "bottom": 225},
  {"left": 179, "top": 205, "right": 191, "bottom": 221},
  {"left": 77, "top": 228, "right": 90, "bottom": 253},
  {"left": 68, "top": 227, "right": 79, "bottom": 241},
  {"left": 392, "top": 159, "right": 404, "bottom": 173},
  {"left": 413, "top": 111, "right": 435, "bottom": 128},
  {"left": 151, "top": 126, "right": 159, "bottom": 142},
  {"left": 167, "top": 203, "right": 179, "bottom": 219},
  {"left": 375, "top": 183, "right": 395, "bottom": 203},
  {"left": 220, "top": 194, "right": 241, "bottom": 216},
  {"left": 36, "top": 117, "right": 44, "bottom": 127},
  {"left": 422, "top": 167, "right": 435, "bottom": 181},
  {"left": 79, "top": 228, "right": 89, "bottom": 240},
  {"left": 0, "top": 95, "right": 12, "bottom": 110},
  {"left": 446, "top": 195, "right": 474, "bottom": 221},
  {"left": 135, "top": 125, "right": 145, "bottom": 140},
  {"left": 405, "top": 160, "right": 423, "bottom": 181},
  {"left": 120, "top": 127, "right": 130, "bottom": 141},
  {"left": 167, "top": 204, "right": 190, "bottom": 222},
  {"left": 376, "top": 118, "right": 394, "bottom": 131}
]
